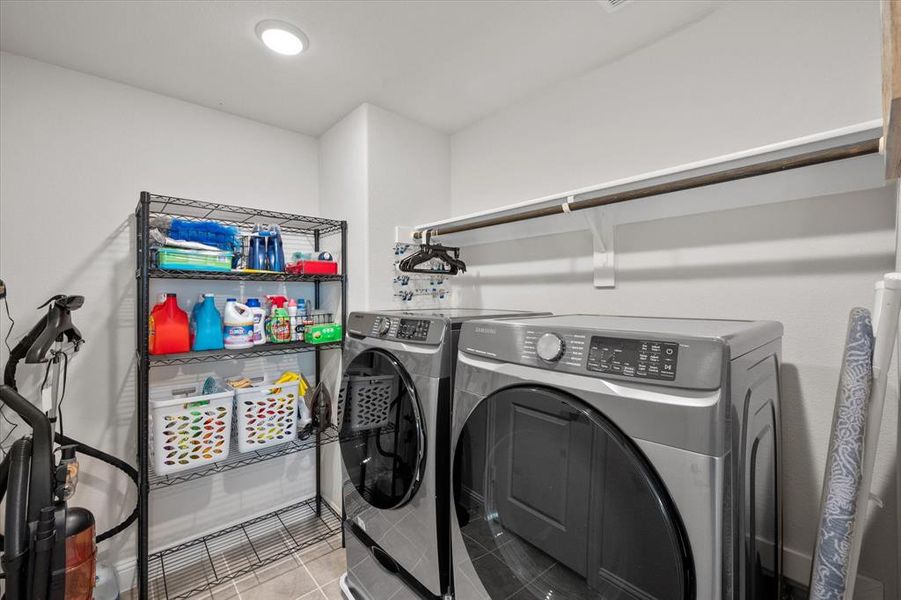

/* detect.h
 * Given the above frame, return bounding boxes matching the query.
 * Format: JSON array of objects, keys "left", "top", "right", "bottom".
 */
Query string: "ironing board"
[{"left": 809, "top": 273, "right": 901, "bottom": 600}]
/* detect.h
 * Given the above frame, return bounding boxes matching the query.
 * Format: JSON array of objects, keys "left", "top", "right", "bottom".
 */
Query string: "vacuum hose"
[
  {"left": 0, "top": 386, "right": 54, "bottom": 523},
  {"left": 55, "top": 432, "right": 139, "bottom": 542},
  {"left": 1, "top": 438, "right": 32, "bottom": 600}
]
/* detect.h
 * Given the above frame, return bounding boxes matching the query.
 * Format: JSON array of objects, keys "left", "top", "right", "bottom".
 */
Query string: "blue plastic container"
[
  {"left": 247, "top": 234, "right": 267, "bottom": 270},
  {"left": 192, "top": 294, "right": 225, "bottom": 351}
]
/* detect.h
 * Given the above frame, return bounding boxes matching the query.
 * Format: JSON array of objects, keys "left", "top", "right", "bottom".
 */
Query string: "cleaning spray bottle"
[
  {"left": 265, "top": 295, "right": 291, "bottom": 343},
  {"left": 245, "top": 298, "right": 267, "bottom": 345},
  {"left": 287, "top": 299, "right": 299, "bottom": 342},
  {"left": 223, "top": 298, "right": 254, "bottom": 350}
]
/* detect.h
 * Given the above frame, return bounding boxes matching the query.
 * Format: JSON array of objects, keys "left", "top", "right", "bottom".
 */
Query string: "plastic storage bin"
[
  {"left": 339, "top": 369, "right": 396, "bottom": 432},
  {"left": 286, "top": 260, "right": 338, "bottom": 275},
  {"left": 150, "top": 383, "right": 234, "bottom": 475},
  {"left": 301, "top": 260, "right": 338, "bottom": 275},
  {"left": 157, "top": 248, "right": 234, "bottom": 272},
  {"left": 233, "top": 379, "right": 300, "bottom": 452}
]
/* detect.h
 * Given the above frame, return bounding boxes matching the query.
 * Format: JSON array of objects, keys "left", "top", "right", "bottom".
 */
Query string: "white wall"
[
  {"left": 0, "top": 52, "right": 323, "bottom": 580},
  {"left": 452, "top": 0, "right": 882, "bottom": 214},
  {"left": 446, "top": 1, "right": 897, "bottom": 596},
  {"left": 366, "top": 104, "right": 451, "bottom": 308},
  {"left": 319, "top": 102, "right": 451, "bottom": 313}
]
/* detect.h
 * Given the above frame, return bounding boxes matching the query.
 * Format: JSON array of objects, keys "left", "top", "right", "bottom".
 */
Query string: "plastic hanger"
[{"left": 398, "top": 230, "right": 466, "bottom": 275}]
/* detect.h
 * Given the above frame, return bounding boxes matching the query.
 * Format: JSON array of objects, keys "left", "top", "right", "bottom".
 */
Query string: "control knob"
[
  {"left": 376, "top": 317, "right": 391, "bottom": 336},
  {"left": 536, "top": 333, "right": 565, "bottom": 362}
]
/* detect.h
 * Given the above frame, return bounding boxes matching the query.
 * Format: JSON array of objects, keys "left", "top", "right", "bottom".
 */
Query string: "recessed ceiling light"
[{"left": 255, "top": 20, "right": 308, "bottom": 56}]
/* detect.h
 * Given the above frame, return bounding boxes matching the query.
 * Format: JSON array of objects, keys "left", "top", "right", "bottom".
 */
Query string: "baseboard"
[
  {"left": 783, "top": 546, "right": 884, "bottom": 600},
  {"left": 114, "top": 557, "right": 137, "bottom": 596}
]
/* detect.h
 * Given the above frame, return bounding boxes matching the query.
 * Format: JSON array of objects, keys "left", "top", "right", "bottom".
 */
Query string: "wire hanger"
[{"left": 398, "top": 230, "right": 466, "bottom": 275}]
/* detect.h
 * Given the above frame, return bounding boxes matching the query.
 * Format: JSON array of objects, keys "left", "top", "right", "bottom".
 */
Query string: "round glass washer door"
[
  {"left": 339, "top": 349, "right": 425, "bottom": 510},
  {"left": 453, "top": 385, "right": 694, "bottom": 600}
]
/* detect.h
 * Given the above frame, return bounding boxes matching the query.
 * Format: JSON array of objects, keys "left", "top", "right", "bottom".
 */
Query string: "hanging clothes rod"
[{"left": 413, "top": 136, "right": 882, "bottom": 239}]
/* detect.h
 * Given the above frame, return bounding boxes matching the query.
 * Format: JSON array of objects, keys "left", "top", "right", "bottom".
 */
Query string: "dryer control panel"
[
  {"left": 398, "top": 319, "right": 431, "bottom": 341},
  {"left": 347, "top": 312, "right": 444, "bottom": 345},
  {"left": 587, "top": 336, "right": 679, "bottom": 381}
]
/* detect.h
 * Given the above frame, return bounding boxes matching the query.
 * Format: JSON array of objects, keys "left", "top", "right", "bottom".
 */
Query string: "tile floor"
[{"left": 138, "top": 533, "right": 346, "bottom": 600}]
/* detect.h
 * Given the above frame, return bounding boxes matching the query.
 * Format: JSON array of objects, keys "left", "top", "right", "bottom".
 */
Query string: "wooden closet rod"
[{"left": 413, "top": 136, "right": 882, "bottom": 239}]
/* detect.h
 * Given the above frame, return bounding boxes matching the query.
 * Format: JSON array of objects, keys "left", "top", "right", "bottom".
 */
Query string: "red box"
[{"left": 300, "top": 260, "right": 338, "bottom": 275}]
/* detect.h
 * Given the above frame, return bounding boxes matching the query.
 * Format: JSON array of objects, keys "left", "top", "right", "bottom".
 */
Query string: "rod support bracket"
[{"left": 583, "top": 207, "right": 615, "bottom": 288}]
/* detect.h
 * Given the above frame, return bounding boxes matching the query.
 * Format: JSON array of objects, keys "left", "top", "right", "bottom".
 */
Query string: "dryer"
[
  {"left": 451, "top": 315, "right": 783, "bottom": 600},
  {"left": 339, "top": 309, "right": 549, "bottom": 600}
]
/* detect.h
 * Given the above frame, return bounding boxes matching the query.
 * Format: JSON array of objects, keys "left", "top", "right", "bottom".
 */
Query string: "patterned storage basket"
[
  {"left": 338, "top": 369, "right": 397, "bottom": 432},
  {"left": 150, "top": 383, "right": 234, "bottom": 476},
  {"left": 233, "top": 379, "right": 300, "bottom": 452}
]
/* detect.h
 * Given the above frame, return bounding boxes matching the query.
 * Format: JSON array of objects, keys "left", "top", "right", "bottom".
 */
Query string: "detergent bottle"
[
  {"left": 266, "top": 225, "right": 285, "bottom": 272},
  {"left": 189, "top": 294, "right": 204, "bottom": 347},
  {"left": 223, "top": 299, "right": 254, "bottom": 350},
  {"left": 245, "top": 298, "right": 267, "bottom": 345},
  {"left": 192, "top": 294, "right": 224, "bottom": 351},
  {"left": 148, "top": 293, "right": 190, "bottom": 355}
]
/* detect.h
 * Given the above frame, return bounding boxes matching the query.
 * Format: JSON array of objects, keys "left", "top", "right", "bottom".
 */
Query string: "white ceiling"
[{"left": 0, "top": 1, "right": 720, "bottom": 136}]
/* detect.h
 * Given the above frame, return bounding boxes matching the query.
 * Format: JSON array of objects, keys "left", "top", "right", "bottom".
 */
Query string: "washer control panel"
[
  {"left": 461, "top": 319, "right": 727, "bottom": 390},
  {"left": 587, "top": 336, "right": 679, "bottom": 381},
  {"left": 397, "top": 319, "right": 431, "bottom": 341}
]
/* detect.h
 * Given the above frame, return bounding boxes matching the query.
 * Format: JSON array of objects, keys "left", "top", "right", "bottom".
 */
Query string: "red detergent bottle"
[{"left": 149, "top": 293, "right": 190, "bottom": 355}]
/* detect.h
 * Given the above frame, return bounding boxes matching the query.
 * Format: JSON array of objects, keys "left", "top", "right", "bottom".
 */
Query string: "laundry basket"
[
  {"left": 150, "top": 382, "right": 234, "bottom": 476},
  {"left": 233, "top": 379, "right": 300, "bottom": 452},
  {"left": 339, "top": 369, "right": 397, "bottom": 432}
]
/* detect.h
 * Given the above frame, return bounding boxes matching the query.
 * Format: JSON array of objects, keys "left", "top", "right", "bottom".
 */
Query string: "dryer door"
[
  {"left": 340, "top": 349, "right": 425, "bottom": 510},
  {"left": 453, "top": 385, "right": 694, "bottom": 600}
]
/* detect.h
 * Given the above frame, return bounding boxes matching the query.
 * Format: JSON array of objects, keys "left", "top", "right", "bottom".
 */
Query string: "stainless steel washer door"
[
  {"left": 340, "top": 349, "right": 425, "bottom": 510},
  {"left": 453, "top": 385, "right": 695, "bottom": 599}
]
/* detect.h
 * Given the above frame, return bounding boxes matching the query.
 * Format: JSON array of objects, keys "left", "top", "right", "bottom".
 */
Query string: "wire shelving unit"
[{"left": 134, "top": 192, "right": 347, "bottom": 599}]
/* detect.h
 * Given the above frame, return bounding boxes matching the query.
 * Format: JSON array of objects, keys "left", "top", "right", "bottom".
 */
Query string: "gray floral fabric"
[{"left": 809, "top": 308, "right": 874, "bottom": 600}]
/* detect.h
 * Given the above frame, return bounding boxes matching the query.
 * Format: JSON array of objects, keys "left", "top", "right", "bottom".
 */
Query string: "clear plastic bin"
[{"left": 157, "top": 247, "right": 233, "bottom": 272}]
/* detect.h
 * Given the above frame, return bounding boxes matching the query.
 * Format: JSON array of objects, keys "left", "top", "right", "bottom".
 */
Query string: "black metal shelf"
[
  {"left": 135, "top": 192, "right": 348, "bottom": 599},
  {"left": 148, "top": 498, "right": 341, "bottom": 600},
  {"left": 149, "top": 426, "right": 339, "bottom": 489},
  {"left": 149, "top": 268, "right": 344, "bottom": 282},
  {"left": 149, "top": 340, "right": 341, "bottom": 367},
  {"left": 145, "top": 193, "right": 343, "bottom": 236}
]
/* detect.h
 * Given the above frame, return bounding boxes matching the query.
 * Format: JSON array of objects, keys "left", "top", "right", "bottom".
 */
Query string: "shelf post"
[
  {"left": 314, "top": 229, "right": 322, "bottom": 516},
  {"left": 136, "top": 192, "right": 151, "bottom": 599}
]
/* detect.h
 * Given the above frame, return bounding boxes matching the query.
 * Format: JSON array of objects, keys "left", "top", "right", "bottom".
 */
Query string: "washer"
[
  {"left": 339, "top": 309, "right": 549, "bottom": 600},
  {"left": 451, "top": 315, "right": 783, "bottom": 600}
]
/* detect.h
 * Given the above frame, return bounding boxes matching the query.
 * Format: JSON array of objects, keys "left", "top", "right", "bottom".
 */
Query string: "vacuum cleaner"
[{"left": 0, "top": 286, "right": 138, "bottom": 599}]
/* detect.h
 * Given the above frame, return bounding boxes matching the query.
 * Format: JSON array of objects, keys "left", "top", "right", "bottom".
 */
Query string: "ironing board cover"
[{"left": 809, "top": 308, "right": 874, "bottom": 600}]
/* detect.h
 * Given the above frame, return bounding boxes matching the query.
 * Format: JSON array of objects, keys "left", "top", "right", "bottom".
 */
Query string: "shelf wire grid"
[
  {"left": 148, "top": 498, "right": 341, "bottom": 600},
  {"left": 145, "top": 193, "right": 344, "bottom": 236},
  {"left": 148, "top": 340, "right": 341, "bottom": 367},
  {"left": 149, "top": 426, "right": 339, "bottom": 489},
  {"left": 147, "top": 267, "right": 344, "bottom": 283}
]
